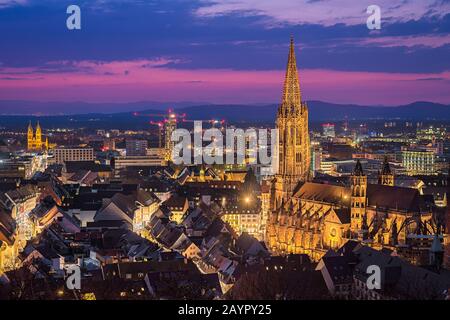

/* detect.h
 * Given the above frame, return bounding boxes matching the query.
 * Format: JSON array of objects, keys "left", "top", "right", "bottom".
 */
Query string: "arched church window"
[
  {"left": 296, "top": 129, "right": 301, "bottom": 145},
  {"left": 354, "top": 185, "right": 360, "bottom": 197}
]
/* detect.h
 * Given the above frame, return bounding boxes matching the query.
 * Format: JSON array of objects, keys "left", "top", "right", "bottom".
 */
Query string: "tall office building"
[
  {"left": 322, "top": 123, "right": 335, "bottom": 138},
  {"left": 164, "top": 113, "right": 177, "bottom": 161}
]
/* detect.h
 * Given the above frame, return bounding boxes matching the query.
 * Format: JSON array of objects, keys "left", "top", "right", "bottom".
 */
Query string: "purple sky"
[{"left": 0, "top": 0, "right": 449, "bottom": 108}]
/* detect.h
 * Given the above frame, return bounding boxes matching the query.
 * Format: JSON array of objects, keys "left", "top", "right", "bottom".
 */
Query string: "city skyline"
[
  {"left": 0, "top": 0, "right": 449, "bottom": 109},
  {"left": 0, "top": 0, "right": 449, "bottom": 305}
]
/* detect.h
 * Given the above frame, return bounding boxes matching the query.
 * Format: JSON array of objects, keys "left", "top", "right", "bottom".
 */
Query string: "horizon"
[{"left": 0, "top": 99, "right": 449, "bottom": 117}]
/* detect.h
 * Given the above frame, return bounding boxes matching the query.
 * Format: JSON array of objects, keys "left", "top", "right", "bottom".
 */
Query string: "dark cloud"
[{"left": 0, "top": 0, "right": 448, "bottom": 74}]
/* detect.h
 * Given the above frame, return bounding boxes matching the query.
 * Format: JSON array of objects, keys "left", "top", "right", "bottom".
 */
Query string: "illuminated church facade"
[
  {"left": 266, "top": 39, "right": 438, "bottom": 262},
  {"left": 27, "top": 122, "right": 48, "bottom": 151}
]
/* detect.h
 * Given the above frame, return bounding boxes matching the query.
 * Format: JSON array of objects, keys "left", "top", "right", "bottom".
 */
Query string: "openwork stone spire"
[
  {"left": 353, "top": 159, "right": 364, "bottom": 176},
  {"left": 280, "top": 37, "right": 301, "bottom": 114}
]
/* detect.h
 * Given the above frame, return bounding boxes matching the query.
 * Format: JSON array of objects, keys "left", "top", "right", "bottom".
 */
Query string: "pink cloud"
[
  {"left": 0, "top": 59, "right": 449, "bottom": 105},
  {"left": 356, "top": 34, "right": 450, "bottom": 49},
  {"left": 0, "top": 0, "right": 27, "bottom": 8}
]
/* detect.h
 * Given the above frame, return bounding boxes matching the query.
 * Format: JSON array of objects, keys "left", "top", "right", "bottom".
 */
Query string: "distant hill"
[
  {"left": 0, "top": 100, "right": 203, "bottom": 115},
  {"left": 173, "top": 101, "right": 450, "bottom": 122},
  {"left": 0, "top": 100, "right": 449, "bottom": 130},
  {"left": 0, "top": 100, "right": 449, "bottom": 121},
  {"left": 306, "top": 101, "right": 450, "bottom": 121}
]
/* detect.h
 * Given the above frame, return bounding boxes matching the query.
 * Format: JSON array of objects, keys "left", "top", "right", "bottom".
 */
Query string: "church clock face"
[{"left": 331, "top": 228, "right": 337, "bottom": 237}]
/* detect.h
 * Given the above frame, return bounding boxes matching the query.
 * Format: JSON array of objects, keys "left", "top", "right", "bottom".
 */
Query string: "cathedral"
[
  {"left": 266, "top": 38, "right": 438, "bottom": 262},
  {"left": 27, "top": 121, "right": 48, "bottom": 151}
]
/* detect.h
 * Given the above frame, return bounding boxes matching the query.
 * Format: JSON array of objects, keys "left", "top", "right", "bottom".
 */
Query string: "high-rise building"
[
  {"left": 271, "top": 37, "right": 310, "bottom": 207},
  {"left": 311, "top": 144, "right": 322, "bottom": 174},
  {"left": 126, "top": 139, "right": 148, "bottom": 156},
  {"left": 164, "top": 112, "right": 177, "bottom": 161},
  {"left": 322, "top": 123, "right": 335, "bottom": 138},
  {"left": 27, "top": 121, "right": 48, "bottom": 151}
]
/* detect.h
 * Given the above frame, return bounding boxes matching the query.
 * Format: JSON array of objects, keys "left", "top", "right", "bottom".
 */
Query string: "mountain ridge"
[{"left": 0, "top": 101, "right": 449, "bottom": 126}]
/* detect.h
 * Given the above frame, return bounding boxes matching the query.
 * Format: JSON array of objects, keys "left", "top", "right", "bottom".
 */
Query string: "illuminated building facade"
[
  {"left": 0, "top": 185, "right": 39, "bottom": 273},
  {"left": 322, "top": 123, "right": 336, "bottom": 138},
  {"left": 266, "top": 39, "right": 436, "bottom": 262},
  {"left": 54, "top": 146, "right": 94, "bottom": 164},
  {"left": 378, "top": 157, "right": 394, "bottom": 186},
  {"left": 271, "top": 37, "right": 311, "bottom": 206},
  {"left": 402, "top": 149, "right": 435, "bottom": 175},
  {"left": 27, "top": 122, "right": 49, "bottom": 151},
  {"left": 164, "top": 113, "right": 177, "bottom": 161},
  {"left": 267, "top": 160, "right": 435, "bottom": 261},
  {"left": 126, "top": 139, "right": 148, "bottom": 156}
]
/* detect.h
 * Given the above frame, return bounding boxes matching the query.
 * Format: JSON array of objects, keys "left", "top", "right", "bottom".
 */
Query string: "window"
[
  {"left": 354, "top": 185, "right": 360, "bottom": 197},
  {"left": 296, "top": 129, "right": 301, "bottom": 145}
]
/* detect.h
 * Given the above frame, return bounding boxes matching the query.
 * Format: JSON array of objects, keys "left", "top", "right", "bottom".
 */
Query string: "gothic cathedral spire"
[
  {"left": 378, "top": 156, "right": 394, "bottom": 186},
  {"left": 272, "top": 37, "right": 311, "bottom": 208},
  {"left": 281, "top": 36, "right": 302, "bottom": 112}
]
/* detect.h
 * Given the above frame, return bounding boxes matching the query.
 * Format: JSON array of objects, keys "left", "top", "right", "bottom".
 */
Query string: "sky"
[{"left": 0, "top": 0, "right": 449, "bottom": 108}]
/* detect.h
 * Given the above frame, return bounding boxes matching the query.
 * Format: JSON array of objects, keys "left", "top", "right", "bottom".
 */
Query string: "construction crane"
[
  {"left": 132, "top": 109, "right": 186, "bottom": 120},
  {"left": 149, "top": 120, "right": 164, "bottom": 148},
  {"left": 133, "top": 109, "right": 227, "bottom": 158},
  {"left": 182, "top": 118, "right": 226, "bottom": 129},
  {"left": 133, "top": 109, "right": 184, "bottom": 149}
]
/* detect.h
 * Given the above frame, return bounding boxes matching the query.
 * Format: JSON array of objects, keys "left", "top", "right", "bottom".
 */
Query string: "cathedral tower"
[
  {"left": 351, "top": 160, "right": 367, "bottom": 235},
  {"left": 378, "top": 156, "right": 394, "bottom": 186},
  {"left": 272, "top": 37, "right": 310, "bottom": 207},
  {"left": 35, "top": 121, "right": 42, "bottom": 146},
  {"left": 27, "top": 121, "right": 47, "bottom": 151},
  {"left": 27, "top": 121, "right": 34, "bottom": 150}
]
